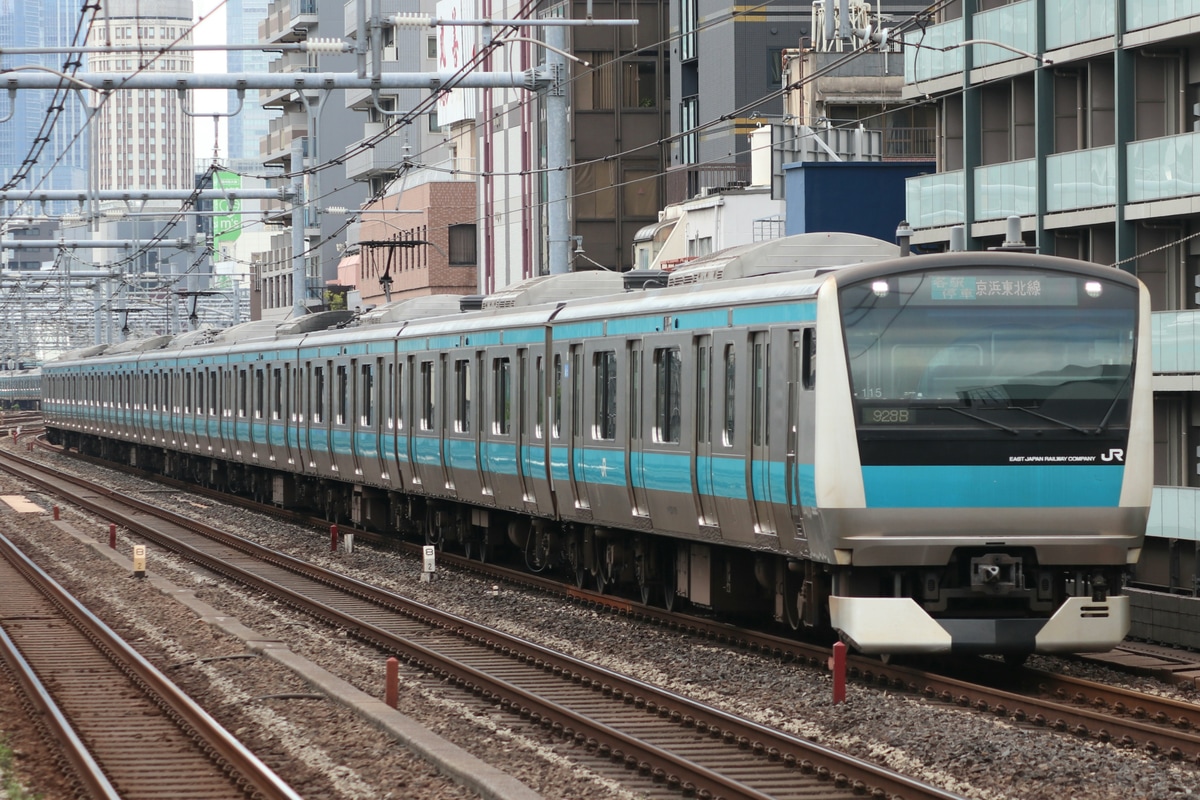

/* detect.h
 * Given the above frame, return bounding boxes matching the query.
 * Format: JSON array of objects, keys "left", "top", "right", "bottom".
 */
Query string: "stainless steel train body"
[
  {"left": 0, "top": 367, "right": 42, "bottom": 410},
  {"left": 42, "top": 248, "right": 1153, "bottom": 657}
]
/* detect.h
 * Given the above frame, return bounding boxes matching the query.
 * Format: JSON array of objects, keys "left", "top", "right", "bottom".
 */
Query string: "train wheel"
[
  {"left": 567, "top": 535, "right": 587, "bottom": 589},
  {"left": 783, "top": 565, "right": 803, "bottom": 631}
]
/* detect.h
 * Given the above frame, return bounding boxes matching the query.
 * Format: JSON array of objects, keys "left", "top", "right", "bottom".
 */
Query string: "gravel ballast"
[{"left": 1, "top": 442, "right": 1199, "bottom": 799}]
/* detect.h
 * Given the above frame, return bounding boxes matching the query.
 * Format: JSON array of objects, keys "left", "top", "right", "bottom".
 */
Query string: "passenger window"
[
  {"left": 336, "top": 366, "right": 348, "bottom": 425},
  {"left": 313, "top": 366, "right": 325, "bottom": 424},
  {"left": 594, "top": 350, "right": 617, "bottom": 440},
  {"left": 360, "top": 363, "right": 374, "bottom": 426},
  {"left": 552, "top": 354, "right": 563, "bottom": 439},
  {"left": 494, "top": 357, "right": 511, "bottom": 435},
  {"left": 454, "top": 359, "right": 471, "bottom": 433},
  {"left": 696, "top": 343, "right": 709, "bottom": 444},
  {"left": 654, "top": 346, "right": 681, "bottom": 444},
  {"left": 254, "top": 369, "right": 264, "bottom": 419},
  {"left": 420, "top": 361, "right": 435, "bottom": 430},
  {"left": 723, "top": 345, "right": 736, "bottom": 445},
  {"left": 272, "top": 368, "right": 282, "bottom": 420}
]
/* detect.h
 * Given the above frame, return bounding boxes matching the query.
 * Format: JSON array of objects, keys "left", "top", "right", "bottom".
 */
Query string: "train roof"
[
  {"left": 358, "top": 295, "right": 466, "bottom": 325},
  {"left": 666, "top": 232, "right": 900, "bottom": 285}
]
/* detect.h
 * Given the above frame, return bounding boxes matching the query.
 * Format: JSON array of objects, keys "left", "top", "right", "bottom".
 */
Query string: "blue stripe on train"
[{"left": 861, "top": 464, "right": 1123, "bottom": 508}]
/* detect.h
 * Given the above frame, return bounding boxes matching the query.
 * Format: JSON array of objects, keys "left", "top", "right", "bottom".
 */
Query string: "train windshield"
[{"left": 839, "top": 269, "right": 1138, "bottom": 430}]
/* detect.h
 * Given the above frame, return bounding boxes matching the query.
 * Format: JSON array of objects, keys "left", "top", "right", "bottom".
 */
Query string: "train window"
[
  {"left": 236, "top": 370, "right": 247, "bottom": 418},
  {"left": 254, "top": 369, "right": 264, "bottom": 419},
  {"left": 313, "top": 366, "right": 325, "bottom": 424},
  {"left": 629, "top": 347, "right": 641, "bottom": 441},
  {"left": 594, "top": 350, "right": 617, "bottom": 440},
  {"left": 394, "top": 362, "right": 403, "bottom": 430},
  {"left": 552, "top": 354, "right": 563, "bottom": 438},
  {"left": 454, "top": 359, "right": 471, "bottom": 433},
  {"left": 572, "top": 348, "right": 583, "bottom": 438},
  {"left": 361, "top": 363, "right": 374, "bottom": 427},
  {"left": 723, "top": 345, "right": 736, "bottom": 445},
  {"left": 802, "top": 328, "right": 816, "bottom": 389},
  {"left": 272, "top": 369, "right": 282, "bottom": 420},
  {"left": 290, "top": 368, "right": 299, "bottom": 422},
  {"left": 535, "top": 356, "right": 545, "bottom": 439},
  {"left": 494, "top": 357, "right": 511, "bottom": 435},
  {"left": 696, "top": 341, "right": 710, "bottom": 444},
  {"left": 752, "top": 339, "right": 767, "bottom": 447},
  {"left": 184, "top": 372, "right": 193, "bottom": 413},
  {"left": 420, "top": 361, "right": 435, "bottom": 430},
  {"left": 336, "top": 366, "right": 348, "bottom": 425},
  {"left": 654, "top": 346, "right": 682, "bottom": 444},
  {"left": 209, "top": 372, "right": 218, "bottom": 416}
]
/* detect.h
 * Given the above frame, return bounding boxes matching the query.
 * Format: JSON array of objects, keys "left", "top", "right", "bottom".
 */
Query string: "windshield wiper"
[
  {"left": 937, "top": 405, "right": 1020, "bottom": 434},
  {"left": 1006, "top": 405, "right": 1096, "bottom": 435}
]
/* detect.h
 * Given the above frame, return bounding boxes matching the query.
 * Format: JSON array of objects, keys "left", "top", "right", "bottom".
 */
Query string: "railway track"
[
  {"left": 0, "top": 446, "right": 966, "bottom": 800},
  {"left": 0, "top": 530, "right": 300, "bottom": 800},
  {"left": 17, "top": 436, "right": 1200, "bottom": 780}
]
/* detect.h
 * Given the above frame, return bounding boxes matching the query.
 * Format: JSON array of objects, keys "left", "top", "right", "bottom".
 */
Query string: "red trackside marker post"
[
  {"left": 385, "top": 657, "right": 399, "bottom": 708},
  {"left": 330, "top": 524, "right": 339, "bottom": 553},
  {"left": 830, "top": 642, "right": 847, "bottom": 705},
  {"left": 109, "top": 524, "right": 117, "bottom": 548},
  {"left": 52, "top": 506, "right": 59, "bottom": 521}
]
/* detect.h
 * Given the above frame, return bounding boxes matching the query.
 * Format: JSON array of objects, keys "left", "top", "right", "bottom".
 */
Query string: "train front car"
[{"left": 812, "top": 252, "right": 1152, "bottom": 657}]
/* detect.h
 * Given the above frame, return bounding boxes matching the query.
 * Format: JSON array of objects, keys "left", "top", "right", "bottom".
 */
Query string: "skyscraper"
[
  {"left": 225, "top": 0, "right": 278, "bottom": 161},
  {"left": 0, "top": 0, "right": 91, "bottom": 215},
  {"left": 86, "top": 0, "right": 195, "bottom": 192}
]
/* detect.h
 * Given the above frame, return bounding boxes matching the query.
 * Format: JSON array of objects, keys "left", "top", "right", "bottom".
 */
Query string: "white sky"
[{"left": 192, "top": 0, "right": 228, "bottom": 159}]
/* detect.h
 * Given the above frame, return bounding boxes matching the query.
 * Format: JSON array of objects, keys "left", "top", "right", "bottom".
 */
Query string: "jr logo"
[{"left": 1100, "top": 448, "right": 1125, "bottom": 462}]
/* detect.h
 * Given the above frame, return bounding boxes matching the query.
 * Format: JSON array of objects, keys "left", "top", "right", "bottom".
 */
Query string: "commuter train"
[
  {"left": 0, "top": 366, "right": 42, "bottom": 410},
  {"left": 40, "top": 234, "right": 1153, "bottom": 657}
]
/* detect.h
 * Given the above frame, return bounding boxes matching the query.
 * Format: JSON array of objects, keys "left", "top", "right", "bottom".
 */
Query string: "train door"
[
  {"left": 627, "top": 342, "right": 650, "bottom": 518},
  {"left": 521, "top": 348, "right": 554, "bottom": 514},
  {"left": 567, "top": 343, "right": 591, "bottom": 514},
  {"left": 710, "top": 332, "right": 754, "bottom": 543},
  {"left": 515, "top": 349, "right": 533, "bottom": 508},
  {"left": 784, "top": 328, "right": 815, "bottom": 547},
  {"left": 693, "top": 336, "right": 719, "bottom": 532},
  {"left": 749, "top": 331, "right": 776, "bottom": 536}
]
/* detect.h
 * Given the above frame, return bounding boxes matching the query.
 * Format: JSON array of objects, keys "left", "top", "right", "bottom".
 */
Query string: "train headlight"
[
  {"left": 1084, "top": 280, "right": 1103, "bottom": 298},
  {"left": 871, "top": 280, "right": 889, "bottom": 297}
]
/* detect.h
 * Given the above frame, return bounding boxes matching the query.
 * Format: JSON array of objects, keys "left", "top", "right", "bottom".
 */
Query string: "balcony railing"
[
  {"left": 974, "top": 159, "right": 1036, "bottom": 220},
  {"left": 1046, "top": 146, "right": 1116, "bottom": 212},
  {"left": 1046, "top": 0, "right": 1115, "bottom": 49},
  {"left": 1128, "top": 130, "right": 1200, "bottom": 204},
  {"left": 905, "top": 170, "right": 964, "bottom": 228},
  {"left": 664, "top": 164, "right": 752, "bottom": 206}
]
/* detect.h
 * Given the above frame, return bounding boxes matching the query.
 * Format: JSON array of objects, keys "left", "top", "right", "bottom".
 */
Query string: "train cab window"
[
  {"left": 723, "top": 345, "right": 736, "bottom": 445},
  {"left": 336, "top": 366, "right": 349, "bottom": 425},
  {"left": 420, "top": 361, "right": 435, "bottom": 430},
  {"left": 272, "top": 368, "right": 283, "bottom": 420},
  {"left": 594, "top": 350, "right": 617, "bottom": 440},
  {"left": 254, "top": 368, "right": 264, "bottom": 419},
  {"left": 313, "top": 366, "right": 325, "bottom": 424},
  {"left": 454, "top": 359, "right": 471, "bottom": 433},
  {"left": 654, "top": 346, "right": 682, "bottom": 444},
  {"left": 360, "top": 363, "right": 374, "bottom": 427},
  {"left": 493, "top": 357, "right": 511, "bottom": 435}
]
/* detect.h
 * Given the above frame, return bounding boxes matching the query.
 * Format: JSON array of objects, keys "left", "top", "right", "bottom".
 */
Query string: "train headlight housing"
[
  {"left": 1084, "top": 280, "right": 1103, "bottom": 298},
  {"left": 871, "top": 280, "right": 889, "bottom": 297}
]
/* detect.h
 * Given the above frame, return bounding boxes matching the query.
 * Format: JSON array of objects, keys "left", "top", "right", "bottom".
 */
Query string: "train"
[
  {"left": 35, "top": 233, "right": 1153, "bottom": 658},
  {"left": 0, "top": 366, "right": 42, "bottom": 410}
]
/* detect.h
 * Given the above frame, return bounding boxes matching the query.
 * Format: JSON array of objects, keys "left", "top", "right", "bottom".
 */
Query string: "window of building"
[{"left": 448, "top": 224, "right": 477, "bottom": 265}]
